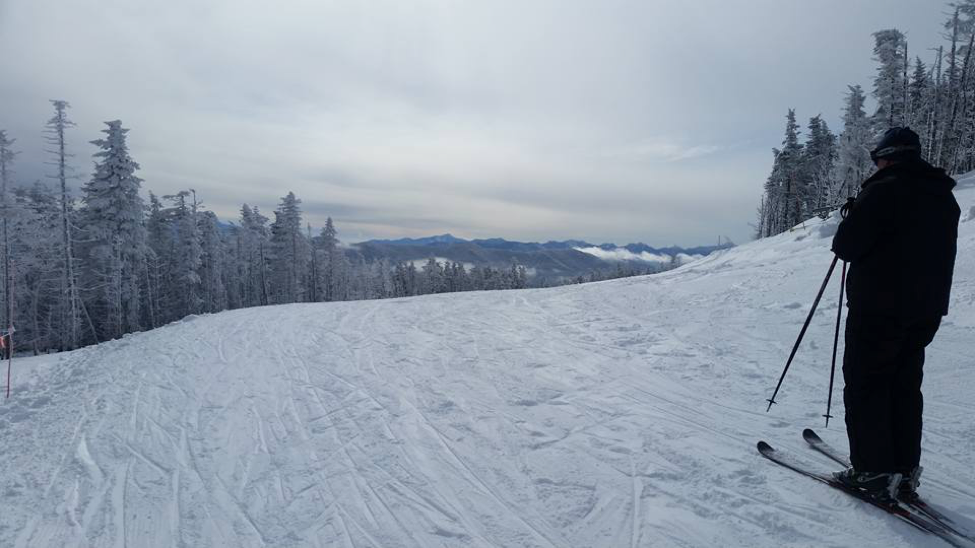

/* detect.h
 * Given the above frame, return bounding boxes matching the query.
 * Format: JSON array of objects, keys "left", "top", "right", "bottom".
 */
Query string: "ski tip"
[
  {"left": 757, "top": 441, "right": 774, "bottom": 453},
  {"left": 802, "top": 428, "right": 821, "bottom": 441}
]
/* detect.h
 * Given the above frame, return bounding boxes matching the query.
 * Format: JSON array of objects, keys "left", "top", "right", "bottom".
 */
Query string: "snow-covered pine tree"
[
  {"left": 268, "top": 192, "right": 306, "bottom": 304},
  {"left": 938, "top": 11, "right": 966, "bottom": 168},
  {"left": 443, "top": 261, "right": 465, "bottom": 293},
  {"left": 238, "top": 204, "right": 271, "bottom": 307},
  {"left": 375, "top": 258, "right": 394, "bottom": 298},
  {"left": 422, "top": 257, "right": 444, "bottom": 294},
  {"left": 0, "top": 131, "right": 16, "bottom": 339},
  {"left": 79, "top": 120, "right": 148, "bottom": 339},
  {"left": 944, "top": 30, "right": 975, "bottom": 172},
  {"left": 833, "top": 85, "right": 874, "bottom": 202},
  {"left": 198, "top": 211, "right": 228, "bottom": 313},
  {"left": 222, "top": 223, "right": 242, "bottom": 311},
  {"left": 778, "top": 109, "right": 805, "bottom": 232},
  {"left": 508, "top": 259, "right": 528, "bottom": 289},
  {"left": 756, "top": 149, "right": 782, "bottom": 239},
  {"left": 392, "top": 262, "right": 407, "bottom": 297},
  {"left": 871, "top": 29, "right": 908, "bottom": 134},
  {"left": 801, "top": 115, "right": 837, "bottom": 210},
  {"left": 306, "top": 224, "right": 320, "bottom": 302},
  {"left": 44, "top": 100, "right": 90, "bottom": 349},
  {"left": 320, "top": 217, "right": 342, "bottom": 301},
  {"left": 144, "top": 191, "right": 169, "bottom": 327},
  {"left": 165, "top": 190, "right": 203, "bottom": 318},
  {"left": 9, "top": 183, "right": 62, "bottom": 353},
  {"left": 908, "top": 57, "right": 930, "bottom": 132}
]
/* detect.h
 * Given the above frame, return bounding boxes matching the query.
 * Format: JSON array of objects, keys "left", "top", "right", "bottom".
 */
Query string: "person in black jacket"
[{"left": 831, "top": 127, "right": 960, "bottom": 502}]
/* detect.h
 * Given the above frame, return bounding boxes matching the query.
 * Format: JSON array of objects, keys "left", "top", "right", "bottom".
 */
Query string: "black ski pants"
[{"left": 843, "top": 310, "right": 941, "bottom": 473}]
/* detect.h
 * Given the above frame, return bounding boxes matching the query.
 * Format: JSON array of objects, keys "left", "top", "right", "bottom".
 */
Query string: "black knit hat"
[{"left": 870, "top": 127, "right": 922, "bottom": 163}]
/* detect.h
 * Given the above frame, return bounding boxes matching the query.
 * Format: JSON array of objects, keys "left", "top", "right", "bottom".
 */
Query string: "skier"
[{"left": 830, "top": 127, "right": 960, "bottom": 502}]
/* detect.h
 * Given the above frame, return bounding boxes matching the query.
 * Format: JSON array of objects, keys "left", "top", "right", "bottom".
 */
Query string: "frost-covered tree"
[
  {"left": 757, "top": 110, "right": 807, "bottom": 237},
  {"left": 9, "top": 183, "right": 63, "bottom": 353},
  {"left": 908, "top": 57, "right": 930, "bottom": 130},
  {"left": 801, "top": 115, "right": 837, "bottom": 210},
  {"left": 320, "top": 217, "right": 344, "bottom": 301},
  {"left": 934, "top": 10, "right": 975, "bottom": 170},
  {"left": 871, "top": 30, "right": 908, "bottom": 133},
  {"left": 166, "top": 190, "right": 203, "bottom": 317},
  {"left": 238, "top": 204, "right": 270, "bottom": 306},
  {"left": 778, "top": 110, "right": 805, "bottom": 230},
  {"left": 198, "top": 211, "right": 228, "bottom": 313},
  {"left": 79, "top": 121, "right": 148, "bottom": 339},
  {"left": 0, "top": 131, "right": 16, "bottom": 338},
  {"left": 833, "top": 85, "right": 875, "bottom": 201},
  {"left": 144, "top": 192, "right": 169, "bottom": 327},
  {"left": 421, "top": 257, "right": 445, "bottom": 294},
  {"left": 45, "top": 100, "right": 90, "bottom": 349},
  {"left": 306, "top": 224, "right": 319, "bottom": 302},
  {"left": 508, "top": 259, "right": 528, "bottom": 289},
  {"left": 268, "top": 192, "right": 307, "bottom": 304}
]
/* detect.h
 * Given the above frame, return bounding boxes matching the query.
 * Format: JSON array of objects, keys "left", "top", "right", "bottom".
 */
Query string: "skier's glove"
[{"left": 840, "top": 197, "right": 856, "bottom": 219}]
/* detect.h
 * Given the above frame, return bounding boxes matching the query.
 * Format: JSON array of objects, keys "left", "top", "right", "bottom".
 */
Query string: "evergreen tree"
[
  {"left": 239, "top": 204, "right": 271, "bottom": 307},
  {"left": 198, "top": 211, "right": 228, "bottom": 313},
  {"left": 772, "top": 109, "right": 806, "bottom": 232},
  {"left": 871, "top": 29, "right": 908, "bottom": 133},
  {"left": 0, "top": 131, "right": 16, "bottom": 339},
  {"left": 145, "top": 192, "right": 168, "bottom": 326},
  {"left": 9, "top": 183, "right": 62, "bottom": 353},
  {"left": 801, "top": 115, "right": 838, "bottom": 210},
  {"left": 422, "top": 257, "right": 444, "bottom": 294},
  {"left": 833, "top": 85, "right": 875, "bottom": 201},
  {"left": 320, "top": 217, "right": 342, "bottom": 301},
  {"left": 268, "top": 192, "right": 306, "bottom": 304},
  {"left": 908, "top": 57, "right": 930, "bottom": 130},
  {"left": 79, "top": 121, "right": 148, "bottom": 339},
  {"left": 165, "top": 190, "right": 203, "bottom": 317},
  {"left": 45, "top": 100, "right": 88, "bottom": 349}
]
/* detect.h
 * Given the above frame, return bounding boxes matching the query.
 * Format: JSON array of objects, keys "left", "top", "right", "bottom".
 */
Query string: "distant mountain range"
[{"left": 347, "top": 234, "right": 734, "bottom": 284}]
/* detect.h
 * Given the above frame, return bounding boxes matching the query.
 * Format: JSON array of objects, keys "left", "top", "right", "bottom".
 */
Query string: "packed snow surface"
[{"left": 3, "top": 178, "right": 975, "bottom": 547}]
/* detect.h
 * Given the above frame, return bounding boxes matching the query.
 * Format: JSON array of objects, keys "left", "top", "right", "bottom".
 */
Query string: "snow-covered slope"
[{"left": 3, "top": 180, "right": 974, "bottom": 548}]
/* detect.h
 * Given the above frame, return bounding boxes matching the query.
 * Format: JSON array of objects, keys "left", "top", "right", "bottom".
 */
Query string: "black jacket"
[{"left": 831, "top": 159, "right": 960, "bottom": 321}]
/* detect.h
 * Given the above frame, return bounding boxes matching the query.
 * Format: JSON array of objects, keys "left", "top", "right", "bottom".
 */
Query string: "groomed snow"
[{"left": 2, "top": 178, "right": 974, "bottom": 547}]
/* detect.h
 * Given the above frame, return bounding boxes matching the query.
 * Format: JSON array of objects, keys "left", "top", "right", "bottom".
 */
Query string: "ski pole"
[
  {"left": 823, "top": 260, "right": 847, "bottom": 427},
  {"left": 766, "top": 255, "right": 840, "bottom": 412}
]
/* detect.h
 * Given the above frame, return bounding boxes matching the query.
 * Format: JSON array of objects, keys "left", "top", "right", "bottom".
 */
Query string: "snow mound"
[{"left": 2, "top": 186, "right": 974, "bottom": 547}]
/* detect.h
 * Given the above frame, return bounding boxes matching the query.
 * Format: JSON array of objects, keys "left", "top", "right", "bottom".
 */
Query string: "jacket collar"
[{"left": 861, "top": 159, "right": 956, "bottom": 191}]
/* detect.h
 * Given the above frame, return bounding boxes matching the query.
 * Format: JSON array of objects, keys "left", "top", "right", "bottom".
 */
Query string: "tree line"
[
  {"left": 0, "top": 101, "right": 539, "bottom": 355},
  {"left": 758, "top": 2, "right": 975, "bottom": 237}
]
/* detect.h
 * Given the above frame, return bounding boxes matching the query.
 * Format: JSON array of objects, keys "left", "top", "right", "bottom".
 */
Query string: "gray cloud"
[{"left": 0, "top": 0, "right": 947, "bottom": 246}]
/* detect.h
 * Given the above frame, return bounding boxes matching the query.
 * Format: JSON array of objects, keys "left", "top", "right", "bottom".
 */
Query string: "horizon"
[{"left": 346, "top": 232, "right": 732, "bottom": 249}]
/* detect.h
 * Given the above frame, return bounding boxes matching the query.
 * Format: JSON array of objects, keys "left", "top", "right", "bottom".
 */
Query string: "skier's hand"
[{"left": 840, "top": 197, "right": 856, "bottom": 219}]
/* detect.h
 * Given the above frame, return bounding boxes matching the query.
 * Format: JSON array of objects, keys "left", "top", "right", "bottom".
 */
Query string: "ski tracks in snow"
[{"left": 2, "top": 185, "right": 975, "bottom": 546}]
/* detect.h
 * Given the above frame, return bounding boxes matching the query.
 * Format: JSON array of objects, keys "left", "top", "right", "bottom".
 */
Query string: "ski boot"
[
  {"left": 833, "top": 468, "right": 903, "bottom": 505},
  {"left": 897, "top": 466, "right": 922, "bottom": 503}
]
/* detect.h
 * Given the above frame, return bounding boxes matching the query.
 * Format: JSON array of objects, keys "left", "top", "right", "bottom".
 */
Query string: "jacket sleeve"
[{"left": 831, "top": 181, "right": 894, "bottom": 262}]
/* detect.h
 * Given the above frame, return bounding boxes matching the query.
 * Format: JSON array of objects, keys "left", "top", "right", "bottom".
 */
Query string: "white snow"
[{"left": 2, "top": 179, "right": 975, "bottom": 547}]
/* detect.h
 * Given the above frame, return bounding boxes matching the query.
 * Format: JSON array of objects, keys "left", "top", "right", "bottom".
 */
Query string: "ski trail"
[{"left": 1, "top": 183, "right": 973, "bottom": 546}]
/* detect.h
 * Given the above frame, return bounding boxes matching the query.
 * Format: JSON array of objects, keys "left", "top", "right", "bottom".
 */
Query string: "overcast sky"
[{"left": 0, "top": 0, "right": 950, "bottom": 246}]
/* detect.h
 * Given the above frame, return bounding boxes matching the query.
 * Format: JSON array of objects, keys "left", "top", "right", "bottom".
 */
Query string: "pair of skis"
[{"left": 758, "top": 429, "right": 973, "bottom": 547}]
